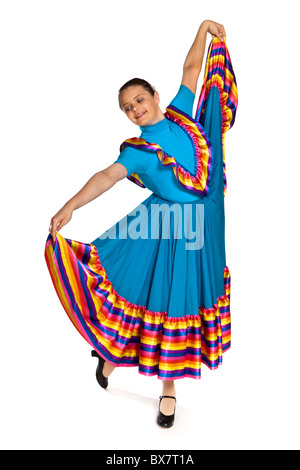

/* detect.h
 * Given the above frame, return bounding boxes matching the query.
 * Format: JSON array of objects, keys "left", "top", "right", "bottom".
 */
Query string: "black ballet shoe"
[
  {"left": 91, "top": 350, "right": 108, "bottom": 389},
  {"left": 156, "top": 395, "right": 176, "bottom": 428}
]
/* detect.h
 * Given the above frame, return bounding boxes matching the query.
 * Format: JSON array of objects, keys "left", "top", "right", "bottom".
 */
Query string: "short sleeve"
[
  {"left": 168, "top": 84, "right": 195, "bottom": 118},
  {"left": 114, "top": 145, "right": 150, "bottom": 176}
]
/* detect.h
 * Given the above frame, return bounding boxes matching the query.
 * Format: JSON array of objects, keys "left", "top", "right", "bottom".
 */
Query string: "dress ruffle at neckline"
[{"left": 120, "top": 105, "right": 213, "bottom": 196}]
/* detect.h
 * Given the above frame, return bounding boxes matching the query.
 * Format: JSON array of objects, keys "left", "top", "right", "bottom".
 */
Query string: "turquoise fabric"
[
  {"left": 114, "top": 85, "right": 204, "bottom": 203},
  {"left": 91, "top": 84, "right": 226, "bottom": 316}
]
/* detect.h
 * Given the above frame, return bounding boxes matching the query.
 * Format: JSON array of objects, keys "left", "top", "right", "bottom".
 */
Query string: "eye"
[{"left": 124, "top": 97, "right": 144, "bottom": 112}]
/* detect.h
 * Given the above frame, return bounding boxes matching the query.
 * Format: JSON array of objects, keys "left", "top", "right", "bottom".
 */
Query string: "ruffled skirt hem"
[{"left": 44, "top": 232, "right": 231, "bottom": 381}]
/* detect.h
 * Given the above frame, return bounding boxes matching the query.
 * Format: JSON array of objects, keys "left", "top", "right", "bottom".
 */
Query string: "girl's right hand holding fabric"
[
  {"left": 204, "top": 20, "right": 226, "bottom": 41},
  {"left": 49, "top": 204, "right": 73, "bottom": 242}
]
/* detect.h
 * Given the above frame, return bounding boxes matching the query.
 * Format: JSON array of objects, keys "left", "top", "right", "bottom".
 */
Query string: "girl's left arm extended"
[{"left": 181, "top": 19, "right": 226, "bottom": 94}]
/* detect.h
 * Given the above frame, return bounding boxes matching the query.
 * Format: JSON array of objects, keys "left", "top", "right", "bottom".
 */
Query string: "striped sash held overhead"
[{"left": 195, "top": 37, "right": 238, "bottom": 195}]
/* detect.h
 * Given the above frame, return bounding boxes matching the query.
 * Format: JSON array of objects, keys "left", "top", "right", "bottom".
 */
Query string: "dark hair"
[{"left": 118, "top": 78, "right": 156, "bottom": 111}]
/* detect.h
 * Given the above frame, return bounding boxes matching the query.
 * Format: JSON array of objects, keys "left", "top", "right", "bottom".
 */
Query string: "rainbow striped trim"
[
  {"left": 45, "top": 232, "right": 231, "bottom": 381},
  {"left": 195, "top": 37, "right": 238, "bottom": 195},
  {"left": 120, "top": 105, "right": 213, "bottom": 196}
]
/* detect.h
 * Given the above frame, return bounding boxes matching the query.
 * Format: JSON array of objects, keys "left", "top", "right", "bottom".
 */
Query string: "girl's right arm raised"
[
  {"left": 181, "top": 19, "right": 226, "bottom": 95},
  {"left": 49, "top": 163, "right": 127, "bottom": 241}
]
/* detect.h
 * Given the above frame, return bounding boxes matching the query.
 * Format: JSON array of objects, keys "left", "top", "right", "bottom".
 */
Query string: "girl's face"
[{"left": 120, "top": 85, "right": 162, "bottom": 126}]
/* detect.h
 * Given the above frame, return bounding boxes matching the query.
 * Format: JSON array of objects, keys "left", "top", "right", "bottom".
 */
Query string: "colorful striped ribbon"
[
  {"left": 195, "top": 37, "right": 238, "bottom": 195},
  {"left": 45, "top": 232, "right": 231, "bottom": 380}
]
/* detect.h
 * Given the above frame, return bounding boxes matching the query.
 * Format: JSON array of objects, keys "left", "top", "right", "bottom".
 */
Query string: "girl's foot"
[
  {"left": 91, "top": 350, "right": 115, "bottom": 389},
  {"left": 157, "top": 395, "right": 177, "bottom": 428},
  {"left": 160, "top": 380, "right": 176, "bottom": 415},
  {"left": 102, "top": 360, "right": 116, "bottom": 378},
  {"left": 159, "top": 396, "right": 176, "bottom": 415}
]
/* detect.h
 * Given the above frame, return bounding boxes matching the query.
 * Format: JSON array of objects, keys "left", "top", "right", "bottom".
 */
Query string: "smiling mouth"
[{"left": 136, "top": 112, "right": 146, "bottom": 119}]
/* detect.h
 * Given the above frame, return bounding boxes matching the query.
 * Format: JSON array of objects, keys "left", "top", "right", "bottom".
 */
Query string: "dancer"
[{"left": 45, "top": 19, "right": 238, "bottom": 428}]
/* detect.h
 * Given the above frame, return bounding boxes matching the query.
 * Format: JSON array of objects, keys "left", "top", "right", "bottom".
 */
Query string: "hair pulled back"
[{"left": 118, "top": 78, "right": 156, "bottom": 110}]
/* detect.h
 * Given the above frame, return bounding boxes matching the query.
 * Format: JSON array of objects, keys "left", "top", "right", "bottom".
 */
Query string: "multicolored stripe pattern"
[
  {"left": 195, "top": 37, "right": 238, "bottom": 195},
  {"left": 120, "top": 105, "right": 213, "bottom": 196},
  {"left": 45, "top": 232, "right": 231, "bottom": 380}
]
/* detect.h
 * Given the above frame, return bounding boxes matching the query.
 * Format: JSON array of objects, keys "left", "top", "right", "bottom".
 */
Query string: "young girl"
[{"left": 45, "top": 19, "right": 238, "bottom": 428}]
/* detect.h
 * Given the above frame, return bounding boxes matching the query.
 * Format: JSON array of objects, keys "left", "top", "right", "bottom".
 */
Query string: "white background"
[{"left": 1, "top": 0, "right": 299, "bottom": 450}]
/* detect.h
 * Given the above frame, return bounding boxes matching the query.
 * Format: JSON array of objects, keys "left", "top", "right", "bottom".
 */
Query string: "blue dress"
[
  {"left": 44, "top": 37, "right": 237, "bottom": 381},
  {"left": 92, "top": 84, "right": 226, "bottom": 314}
]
